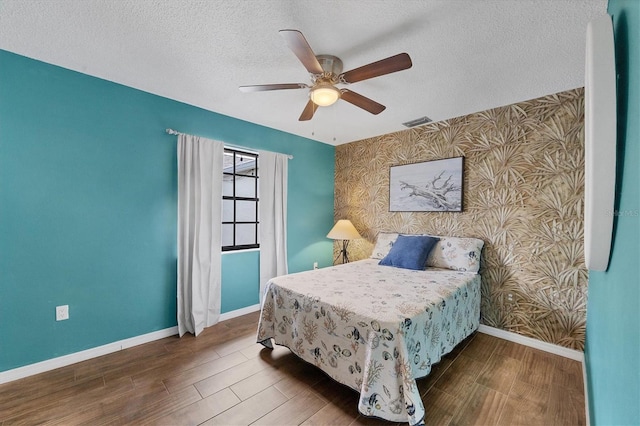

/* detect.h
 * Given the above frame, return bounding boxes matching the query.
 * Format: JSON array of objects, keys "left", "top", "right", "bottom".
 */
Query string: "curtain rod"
[{"left": 166, "top": 128, "right": 293, "bottom": 159}]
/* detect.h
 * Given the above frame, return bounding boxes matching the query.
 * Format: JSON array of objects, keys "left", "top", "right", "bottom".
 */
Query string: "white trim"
[
  {"left": 582, "top": 356, "right": 591, "bottom": 426},
  {"left": 224, "top": 144, "right": 259, "bottom": 156},
  {"left": 221, "top": 248, "right": 260, "bottom": 255},
  {"left": 478, "top": 325, "right": 590, "bottom": 424},
  {"left": 1, "top": 305, "right": 263, "bottom": 385},
  {"left": 0, "top": 326, "right": 178, "bottom": 385},
  {"left": 478, "top": 324, "right": 584, "bottom": 361},
  {"left": 219, "top": 304, "right": 260, "bottom": 322}
]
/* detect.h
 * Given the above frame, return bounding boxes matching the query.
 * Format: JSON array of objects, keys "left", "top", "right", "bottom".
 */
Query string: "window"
[{"left": 222, "top": 148, "right": 259, "bottom": 251}]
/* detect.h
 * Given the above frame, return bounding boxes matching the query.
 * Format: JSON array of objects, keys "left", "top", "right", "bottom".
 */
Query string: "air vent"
[{"left": 402, "top": 116, "right": 432, "bottom": 127}]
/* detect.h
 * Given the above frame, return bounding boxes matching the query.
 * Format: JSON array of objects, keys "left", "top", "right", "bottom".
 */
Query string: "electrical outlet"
[
  {"left": 313, "top": 262, "right": 318, "bottom": 270},
  {"left": 56, "top": 305, "right": 69, "bottom": 321}
]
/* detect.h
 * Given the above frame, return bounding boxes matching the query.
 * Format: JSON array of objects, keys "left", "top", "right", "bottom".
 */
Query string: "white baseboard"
[
  {"left": 219, "top": 304, "right": 260, "bottom": 322},
  {"left": 478, "top": 325, "right": 589, "bottom": 424},
  {"left": 582, "top": 356, "right": 591, "bottom": 426},
  {"left": 478, "top": 324, "right": 584, "bottom": 362},
  {"left": 0, "top": 326, "right": 178, "bottom": 385},
  {"left": 0, "top": 305, "right": 263, "bottom": 385}
]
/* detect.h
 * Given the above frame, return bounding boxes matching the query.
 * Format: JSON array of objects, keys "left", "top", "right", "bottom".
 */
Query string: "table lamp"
[{"left": 327, "top": 219, "right": 362, "bottom": 264}]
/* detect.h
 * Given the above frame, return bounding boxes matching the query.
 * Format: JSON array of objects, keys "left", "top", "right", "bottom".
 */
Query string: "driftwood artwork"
[{"left": 390, "top": 157, "right": 463, "bottom": 212}]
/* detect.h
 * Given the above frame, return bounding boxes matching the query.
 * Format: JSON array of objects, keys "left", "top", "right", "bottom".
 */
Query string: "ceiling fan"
[{"left": 239, "top": 30, "right": 413, "bottom": 121}]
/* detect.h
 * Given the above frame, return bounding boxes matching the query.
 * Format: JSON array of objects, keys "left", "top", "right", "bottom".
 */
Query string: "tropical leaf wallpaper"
[{"left": 334, "top": 88, "right": 586, "bottom": 350}]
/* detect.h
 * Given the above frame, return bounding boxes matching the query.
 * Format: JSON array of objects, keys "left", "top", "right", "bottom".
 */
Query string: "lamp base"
[{"left": 333, "top": 240, "right": 351, "bottom": 264}]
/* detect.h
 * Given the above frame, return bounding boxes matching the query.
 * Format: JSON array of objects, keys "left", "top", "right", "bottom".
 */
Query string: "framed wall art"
[{"left": 389, "top": 157, "right": 463, "bottom": 212}]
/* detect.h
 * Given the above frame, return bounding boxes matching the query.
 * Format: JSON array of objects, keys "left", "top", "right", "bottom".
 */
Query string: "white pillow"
[
  {"left": 426, "top": 236, "right": 484, "bottom": 273},
  {"left": 370, "top": 232, "right": 399, "bottom": 259}
]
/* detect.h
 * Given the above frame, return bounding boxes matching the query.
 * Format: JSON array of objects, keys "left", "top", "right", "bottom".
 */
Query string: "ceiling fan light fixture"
[
  {"left": 310, "top": 83, "right": 340, "bottom": 106},
  {"left": 242, "top": 31, "right": 412, "bottom": 121}
]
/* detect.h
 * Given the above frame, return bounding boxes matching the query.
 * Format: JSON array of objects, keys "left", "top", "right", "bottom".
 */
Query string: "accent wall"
[
  {"left": 0, "top": 50, "right": 335, "bottom": 372},
  {"left": 335, "top": 88, "right": 587, "bottom": 350},
  {"left": 585, "top": 1, "right": 640, "bottom": 424}
]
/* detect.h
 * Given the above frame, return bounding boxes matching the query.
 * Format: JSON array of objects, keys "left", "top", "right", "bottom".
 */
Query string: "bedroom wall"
[
  {"left": 0, "top": 50, "right": 335, "bottom": 372},
  {"left": 335, "top": 88, "right": 586, "bottom": 350},
  {"left": 585, "top": 1, "right": 640, "bottom": 424}
]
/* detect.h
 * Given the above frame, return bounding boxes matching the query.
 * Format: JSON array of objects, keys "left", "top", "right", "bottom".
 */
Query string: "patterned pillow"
[
  {"left": 370, "top": 232, "right": 399, "bottom": 259},
  {"left": 426, "top": 236, "right": 484, "bottom": 273}
]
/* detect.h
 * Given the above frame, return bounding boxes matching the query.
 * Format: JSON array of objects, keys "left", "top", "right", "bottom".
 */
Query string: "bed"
[{"left": 256, "top": 233, "right": 484, "bottom": 425}]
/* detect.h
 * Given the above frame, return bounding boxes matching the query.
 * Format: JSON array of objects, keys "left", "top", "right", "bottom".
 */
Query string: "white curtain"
[
  {"left": 258, "top": 150, "right": 289, "bottom": 301},
  {"left": 177, "top": 134, "right": 224, "bottom": 336}
]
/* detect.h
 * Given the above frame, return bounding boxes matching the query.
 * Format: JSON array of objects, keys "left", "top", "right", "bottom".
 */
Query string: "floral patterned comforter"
[{"left": 256, "top": 259, "right": 481, "bottom": 425}]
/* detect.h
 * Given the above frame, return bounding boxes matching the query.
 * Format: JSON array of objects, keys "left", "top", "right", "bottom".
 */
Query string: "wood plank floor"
[{"left": 0, "top": 312, "right": 585, "bottom": 425}]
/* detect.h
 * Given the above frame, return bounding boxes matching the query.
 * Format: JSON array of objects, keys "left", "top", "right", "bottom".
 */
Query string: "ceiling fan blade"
[
  {"left": 299, "top": 99, "right": 318, "bottom": 121},
  {"left": 279, "top": 29, "right": 324, "bottom": 75},
  {"left": 239, "top": 83, "right": 309, "bottom": 93},
  {"left": 340, "top": 89, "right": 386, "bottom": 115},
  {"left": 340, "top": 53, "right": 412, "bottom": 84}
]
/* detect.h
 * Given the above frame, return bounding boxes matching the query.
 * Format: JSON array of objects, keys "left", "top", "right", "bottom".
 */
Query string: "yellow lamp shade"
[{"left": 327, "top": 219, "right": 361, "bottom": 240}]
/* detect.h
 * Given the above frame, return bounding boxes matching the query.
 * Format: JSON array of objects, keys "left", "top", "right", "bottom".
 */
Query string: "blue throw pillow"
[{"left": 379, "top": 235, "right": 439, "bottom": 270}]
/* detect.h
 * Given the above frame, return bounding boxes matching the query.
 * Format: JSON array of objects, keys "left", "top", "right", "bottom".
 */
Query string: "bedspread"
[{"left": 256, "top": 259, "right": 481, "bottom": 425}]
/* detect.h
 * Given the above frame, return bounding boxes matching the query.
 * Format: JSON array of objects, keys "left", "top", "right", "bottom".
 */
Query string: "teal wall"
[
  {"left": 0, "top": 50, "right": 335, "bottom": 372},
  {"left": 585, "top": 1, "right": 640, "bottom": 425},
  {"left": 221, "top": 251, "right": 260, "bottom": 313}
]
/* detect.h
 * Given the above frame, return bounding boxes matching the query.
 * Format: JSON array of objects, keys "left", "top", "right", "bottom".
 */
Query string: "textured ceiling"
[{"left": 0, "top": 0, "right": 606, "bottom": 145}]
